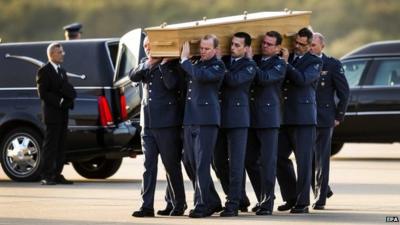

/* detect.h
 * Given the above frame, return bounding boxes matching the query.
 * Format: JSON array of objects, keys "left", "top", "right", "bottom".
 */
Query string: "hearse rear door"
[{"left": 113, "top": 28, "right": 145, "bottom": 120}]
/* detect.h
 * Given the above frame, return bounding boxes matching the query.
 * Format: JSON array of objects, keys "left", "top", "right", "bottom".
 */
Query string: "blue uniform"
[
  {"left": 129, "top": 59, "right": 186, "bottom": 212},
  {"left": 276, "top": 52, "right": 322, "bottom": 207},
  {"left": 213, "top": 57, "right": 256, "bottom": 212},
  {"left": 180, "top": 56, "right": 225, "bottom": 215},
  {"left": 245, "top": 55, "right": 286, "bottom": 211},
  {"left": 313, "top": 54, "right": 349, "bottom": 206}
]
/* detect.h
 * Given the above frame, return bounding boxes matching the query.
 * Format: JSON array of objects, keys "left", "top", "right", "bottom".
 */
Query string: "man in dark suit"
[
  {"left": 245, "top": 31, "right": 287, "bottom": 215},
  {"left": 310, "top": 32, "right": 350, "bottom": 210},
  {"left": 36, "top": 43, "right": 76, "bottom": 185},
  {"left": 130, "top": 36, "right": 186, "bottom": 217},
  {"left": 276, "top": 27, "right": 322, "bottom": 213},
  {"left": 212, "top": 32, "right": 256, "bottom": 217},
  {"left": 180, "top": 34, "right": 225, "bottom": 218}
]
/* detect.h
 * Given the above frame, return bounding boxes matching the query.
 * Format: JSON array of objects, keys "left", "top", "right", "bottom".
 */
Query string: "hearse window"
[
  {"left": 107, "top": 42, "right": 119, "bottom": 69},
  {"left": 371, "top": 59, "right": 400, "bottom": 86},
  {"left": 116, "top": 44, "right": 136, "bottom": 80},
  {"left": 342, "top": 60, "right": 367, "bottom": 87}
]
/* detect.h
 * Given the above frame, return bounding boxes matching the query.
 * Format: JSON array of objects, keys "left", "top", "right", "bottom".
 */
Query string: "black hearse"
[
  {"left": 332, "top": 40, "right": 400, "bottom": 154},
  {"left": 0, "top": 29, "right": 144, "bottom": 181}
]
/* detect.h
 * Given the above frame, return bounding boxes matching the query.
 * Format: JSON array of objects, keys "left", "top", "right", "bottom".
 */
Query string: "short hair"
[
  {"left": 313, "top": 32, "right": 326, "bottom": 45},
  {"left": 265, "top": 31, "right": 283, "bottom": 45},
  {"left": 297, "top": 27, "right": 313, "bottom": 44},
  {"left": 47, "top": 42, "right": 62, "bottom": 58},
  {"left": 202, "top": 34, "right": 219, "bottom": 48},
  {"left": 233, "top": 32, "right": 252, "bottom": 46}
]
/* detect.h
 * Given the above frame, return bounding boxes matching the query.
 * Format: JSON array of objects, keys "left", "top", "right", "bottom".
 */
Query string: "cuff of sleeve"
[{"left": 180, "top": 58, "right": 188, "bottom": 63}]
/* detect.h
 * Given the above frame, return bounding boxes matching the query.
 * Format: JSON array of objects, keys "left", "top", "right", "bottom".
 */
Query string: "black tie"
[
  {"left": 231, "top": 58, "right": 237, "bottom": 67},
  {"left": 57, "top": 66, "right": 63, "bottom": 79},
  {"left": 292, "top": 56, "right": 299, "bottom": 65}
]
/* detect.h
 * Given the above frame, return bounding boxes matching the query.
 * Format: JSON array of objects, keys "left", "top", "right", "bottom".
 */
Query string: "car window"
[
  {"left": 371, "top": 59, "right": 400, "bottom": 86},
  {"left": 115, "top": 44, "right": 136, "bottom": 80},
  {"left": 342, "top": 60, "right": 367, "bottom": 87}
]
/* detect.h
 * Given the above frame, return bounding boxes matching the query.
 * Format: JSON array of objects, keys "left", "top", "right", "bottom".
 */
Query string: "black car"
[
  {"left": 0, "top": 29, "right": 145, "bottom": 181},
  {"left": 332, "top": 40, "right": 400, "bottom": 154}
]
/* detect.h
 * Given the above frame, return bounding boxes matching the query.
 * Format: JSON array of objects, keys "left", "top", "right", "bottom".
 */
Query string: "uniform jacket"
[
  {"left": 180, "top": 56, "right": 225, "bottom": 126},
  {"left": 129, "top": 59, "right": 183, "bottom": 128},
  {"left": 282, "top": 52, "right": 322, "bottom": 125},
  {"left": 36, "top": 62, "right": 76, "bottom": 124},
  {"left": 250, "top": 55, "right": 286, "bottom": 128},
  {"left": 220, "top": 57, "right": 256, "bottom": 128},
  {"left": 316, "top": 54, "right": 350, "bottom": 127}
]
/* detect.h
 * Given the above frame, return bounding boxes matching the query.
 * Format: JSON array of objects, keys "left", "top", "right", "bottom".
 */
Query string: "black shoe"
[
  {"left": 170, "top": 208, "right": 185, "bottom": 216},
  {"left": 41, "top": 179, "right": 57, "bottom": 185},
  {"left": 239, "top": 205, "right": 248, "bottom": 212},
  {"left": 327, "top": 190, "right": 334, "bottom": 198},
  {"left": 206, "top": 205, "right": 223, "bottom": 216},
  {"left": 220, "top": 208, "right": 238, "bottom": 217},
  {"left": 56, "top": 175, "right": 73, "bottom": 184},
  {"left": 132, "top": 209, "right": 155, "bottom": 217},
  {"left": 312, "top": 204, "right": 325, "bottom": 210},
  {"left": 277, "top": 201, "right": 295, "bottom": 211},
  {"left": 188, "top": 209, "right": 208, "bottom": 218},
  {"left": 290, "top": 205, "right": 309, "bottom": 214},
  {"left": 255, "top": 208, "right": 272, "bottom": 216},
  {"left": 157, "top": 206, "right": 173, "bottom": 216},
  {"left": 251, "top": 204, "right": 260, "bottom": 212}
]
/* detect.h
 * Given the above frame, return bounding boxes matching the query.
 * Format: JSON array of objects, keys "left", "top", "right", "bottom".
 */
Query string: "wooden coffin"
[{"left": 145, "top": 10, "right": 311, "bottom": 57}]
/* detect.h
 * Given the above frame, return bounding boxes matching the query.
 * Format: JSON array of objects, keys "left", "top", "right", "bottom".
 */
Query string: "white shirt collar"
[{"left": 49, "top": 61, "right": 60, "bottom": 72}]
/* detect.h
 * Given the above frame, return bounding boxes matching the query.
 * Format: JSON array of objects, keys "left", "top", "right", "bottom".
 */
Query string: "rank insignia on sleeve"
[
  {"left": 213, "top": 65, "right": 220, "bottom": 70},
  {"left": 274, "top": 64, "right": 282, "bottom": 71},
  {"left": 246, "top": 66, "right": 255, "bottom": 73},
  {"left": 314, "top": 64, "right": 320, "bottom": 70}
]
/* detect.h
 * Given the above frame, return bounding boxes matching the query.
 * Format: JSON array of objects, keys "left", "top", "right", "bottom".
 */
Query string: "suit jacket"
[
  {"left": 180, "top": 56, "right": 225, "bottom": 126},
  {"left": 316, "top": 54, "right": 350, "bottom": 127},
  {"left": 36, "top": 62, "right": 76, "bottom": 124},
  {"left": 220, "top": 57, "right": 256, "bottom": 128},
  {"left": 250, "top": 55, "right": 286, "bottom": 128},
  {"left": 281, "top": 52, "right": 322, "bottom": 125},
  {"left": 130, "top": 59, "right": 183, "bottom": 128}
]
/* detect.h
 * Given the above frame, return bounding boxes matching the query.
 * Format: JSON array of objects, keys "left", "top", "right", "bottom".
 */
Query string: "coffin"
[{"left": 145, "top": 10, "right": 311, "bottom": 57}]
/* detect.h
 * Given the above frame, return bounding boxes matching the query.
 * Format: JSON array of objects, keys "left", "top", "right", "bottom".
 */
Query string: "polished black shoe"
[
  {"left": 157, "top": 206, "right": 173, "bottom": 216},
  {"left": 277, "top": 201, "right": 295, "bottom": 211},
  {"left": 239, "top": 205, "right": 248, "bottom": 212},
  {"left": 41, "top": 179, "right": 57, "bottom": 185},
  {"left": 132, "top": 209, "right": 155, "bottom": 217},
  {"left": 206, "top": 205, "right": 224, "bottom": 216},
  {"left": 255, "top": 208, "right": 272, "bottom": 216},
  {"left": 290, "top": 205, "right": 309, "bottom": 214},
  {"left": 251, "top": 204, "right": 260, "bottom": 212},
  {"left": 327, "top": 190, "right": 334, "bottom": 198},
  {"left": 188, "top": 209, "right": 208, "bottom": 218},
  {"left": 312, "top": 204, "right": 325, "bottom": 210},
  {"left": 170, "top": 208, "right": 185, "bottom": 216},
  {"left": 219, "top": 208, "right": 238, "bottom": 217},
  {"left": 56, "top": 175, "right": 73, "bottom": 184}
]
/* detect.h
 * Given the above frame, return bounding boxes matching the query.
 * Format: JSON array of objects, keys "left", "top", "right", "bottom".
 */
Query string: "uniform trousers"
[
  {"left": 276, "top": 125, "right": 316, "bottom": 206},
  {"left": 183, "top": 125, "right": 221, "bottom": 213},
  {"left": 140, "top": 127, "right": 186, "bottom": 210}
]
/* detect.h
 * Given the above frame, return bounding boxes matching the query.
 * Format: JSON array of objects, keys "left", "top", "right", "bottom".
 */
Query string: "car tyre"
[
  {"left": 72, "top": 157, "right": 123, "bottom": 179},
  {"left": 331, "top": 142, "right": 344, "bottom": 156},
  {"left": 0, "top": 127, "right": 43, "bottom": 181}
]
